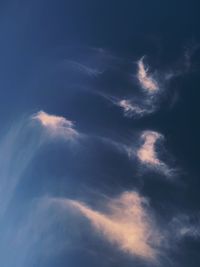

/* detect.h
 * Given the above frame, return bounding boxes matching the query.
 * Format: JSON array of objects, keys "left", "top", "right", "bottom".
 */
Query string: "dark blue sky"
[{"left": 0, "top": 1, "right": 200, "bottom": 267}]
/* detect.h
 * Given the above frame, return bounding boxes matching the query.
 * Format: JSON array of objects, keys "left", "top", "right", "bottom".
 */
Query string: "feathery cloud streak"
[
  {"left": 136, "top": 131, "right": 173, "bottom": 176},
  {"left": 0, "top": 111, "right": 79, "bottom": 218},
  {"left": 137, "top": 131, "right": 162, "bottom": 166},
  {"left": 32, "top": 111, "right": 79, "bottom": 140},
  {"left": 117, "top": 99, "right": 150, "bottom": 117},
  {"left": 53, "top": 191, "right": 161, "bottom": 262},
  {"left": 0, "top": 119, "right": 43, "bottom": 217},
  {"left": 137, "top": 57, "right": 159, "bottom": 93}
]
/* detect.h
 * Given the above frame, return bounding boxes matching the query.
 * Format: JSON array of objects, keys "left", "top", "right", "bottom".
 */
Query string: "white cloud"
[
  {"left": 137, "top": 57, "right": 159, "bottom": 93},
  {"left": 52, "top": 191, "right": 162, "bottom": 262},
  {"left": 32, "top": 111, "right": 79, "bottom": 140}
]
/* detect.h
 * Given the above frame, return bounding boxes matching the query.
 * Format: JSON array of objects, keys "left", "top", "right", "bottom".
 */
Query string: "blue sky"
[{"left": 0, "top": 1, "right": 200, "bottom": 266}]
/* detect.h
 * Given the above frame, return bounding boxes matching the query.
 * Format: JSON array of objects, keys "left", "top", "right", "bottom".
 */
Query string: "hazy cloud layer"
[
  {"left": 170, "top": 214, "right": 200, "bottom": 240},
  {"left": 99, "top": 51, "right": 195, "bottom": 119},
  {"left": 0, "top": 110, "right": 79, "bottom": 218},
  {"left": 0, "top": 119, "right": 43, "bottom": 217}
]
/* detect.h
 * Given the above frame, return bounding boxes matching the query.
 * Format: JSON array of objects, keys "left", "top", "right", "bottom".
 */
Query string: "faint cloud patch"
[
  {"left": 171, "top": 214, "right": 200, "bottom": 240},
  {"left": 137, "top": 57, "right": 159, "bottom": 94}
]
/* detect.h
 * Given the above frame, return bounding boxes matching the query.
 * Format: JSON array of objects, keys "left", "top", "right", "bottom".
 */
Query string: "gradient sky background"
[{"left": 1, "top": 1, "right": 200, "bottom": 266}]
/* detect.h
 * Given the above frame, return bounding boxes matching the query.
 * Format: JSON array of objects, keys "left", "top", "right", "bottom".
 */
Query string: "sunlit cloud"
[
  {"left": 52, "top": 191, "right": 162, "bottom": 262},
  {"left": 32, "top": 111, "right": 79, "bottom": 140},
  {"left": 0, "top": 111, "right": 79, "bottom": 217},
  {"left": 136, "top": 131, "right": 173, "bottom": 176},
  {"left": 137, "top": 131, "right": 162, "bottom": 166},
  {"left": 98, "top": 93, "right": 155, "bottom": 118},
  {"left": 137, "top": 57, "right": 159, "bottom": 93},
  {"left": 98, "top": 56, "right": 161, "bottom": 118}
]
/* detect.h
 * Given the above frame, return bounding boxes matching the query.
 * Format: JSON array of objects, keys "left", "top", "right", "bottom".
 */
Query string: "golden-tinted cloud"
[
  {"left": 32, "top": 111, "right": 79, "bottom": 140},
  {"left": 54, "top": 191, "right": 161, "bottom": 262},
  {"left": 137, "top": 57, "right": 158, "bottom": 93},
  {"left": 137, "top": 131, "right": 162, "bottom": 165}
]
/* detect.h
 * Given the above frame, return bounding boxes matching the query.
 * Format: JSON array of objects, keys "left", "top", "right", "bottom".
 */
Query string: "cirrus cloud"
[
  {"left": 137, "top": 57, "right": 159, "bottom": 94},
  {"left": 32, "top": 111, "right": 79, "bottom": 140},
  {"left": 50, "top": 191, "right": 162, "bottom": 262},
  {"left": 136, "top": 131, "right": 173, "bottom": 176}
]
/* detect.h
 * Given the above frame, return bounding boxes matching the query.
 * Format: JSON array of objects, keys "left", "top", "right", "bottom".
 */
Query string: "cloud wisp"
[
  {"left": 63, "top": 59, "right": 103, "bottom": 77},
  {"left": 51, "top": 191, "right": 162, "bottom": 262},
  {"left": 0, "top": 117, "right": 45, "bottom": 217},
  {"left": 136, "top": 131, "right": 172, "bottom": 176},
  {"left": 117, "top": 99, "right": 150, "bottom": 118},
  {"left": 32, "top": 110, "right": 79, "bottom": 141},
  {"left": 99, "top": 93, "right": 155, "bottom": 119},
  {"left": 0, "top": 111, "right": 79, "bottom": 218},
  {"left": 170, "top": 214, "right": 200, "bottom": 240},
  {"left": 99, "top": 56, "right": 162, "bottom": 119},
  {"left": 116, "top": 98, "right": 156, "bottom": 118},
  {"left": 137, "top": 57, "right": 159, "bottom": 94},
  {"left": 137, "top": 131, "right": 163, "bottom": 166}
]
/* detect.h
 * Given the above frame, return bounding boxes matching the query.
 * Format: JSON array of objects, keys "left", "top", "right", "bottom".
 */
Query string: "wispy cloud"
[
  {"left": 117, "top": 99, "right": 150, "bottom": 117},
  {"left": 117, "top": 98, "right": 156, "bottom": 118},
  {"left": 0, "top": 111, "right": 81, "bottom": 266},
  {"left": 52, "top": 191, "right": 162, "bottom": 262},
  {"left": 171, "top": 214, "right": 200, "bottom": 240},
  {"left": 98, "top": 56, "right": 161, "bottom": 118},
  {"left": 137, "top": 57, "right": 159, "bottom": 93},
  {"left": 0, "top": 117, "right": 44, "bottom": 217},
  {"left": 137, "top": 131, "right": 173, "bottom": 176},
  {"left": 0, "top": 111, "right": 79, "bottom": 218},
  {"left": 65, "top": 59, "right": 102, "bottom": 77},
  {"left": 32, "top": 111, "right": 79, "bottom": 140},
  {"left": 98, "top": 93, "right": 155, "bottom": 119},
  {"left": 137, "top": 131, "right": 162, "bottom": 166}
]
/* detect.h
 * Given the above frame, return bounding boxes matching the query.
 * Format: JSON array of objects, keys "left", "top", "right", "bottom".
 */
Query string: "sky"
[{"left": 0, "top": 0, "right": 200, "bottom": 266}]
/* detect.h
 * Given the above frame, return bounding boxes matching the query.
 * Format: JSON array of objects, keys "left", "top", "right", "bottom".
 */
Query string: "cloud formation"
[
  {"left": 171, "top": 214, "right": 200, "bottom": 240},
  {"left": 64, "top": 59, "right": 102, "bottom": 77},
  {"left": 116, "top": 98, "right": 156, "bottom": 118},
  {"left": 0, "top": 119, "right": 42, "bottom": 217},
  {"left": 137, "top": 131, "right": 162, "bottom": 166},
  {"left": 117, "top": 99, "right": 149, "bottom": 117},
  {"left": 136, "top": 131, "right": 173, "bottom": 176},
  {"left": 0, "top": 111, "right": 79, "bottom": 218},
  {"left": 99, "top": 56, "right": 162, "bottom": 118},
  {"left": 53, "top": 191, "right": 161, "bottom": 262},
  {"left": 32, "top": 111, "right": 79, "bottom": 140},
  {"left": 137, "top": 57, "right": 159, "bottom": 93}
]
